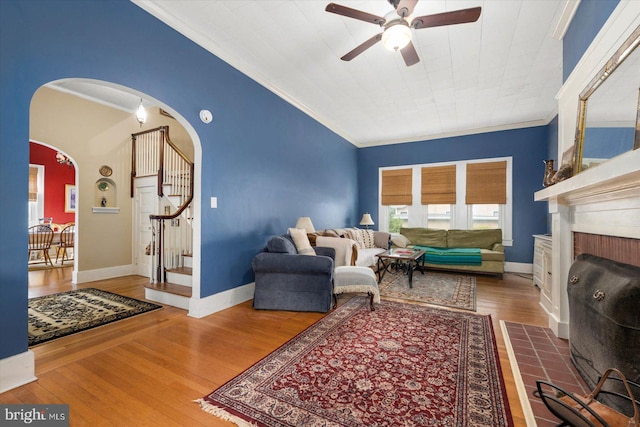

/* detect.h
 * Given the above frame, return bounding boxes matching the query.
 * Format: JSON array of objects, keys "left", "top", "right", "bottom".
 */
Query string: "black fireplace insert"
[{"left": 567, "top": 253, "right": 640, "bottom": 413}]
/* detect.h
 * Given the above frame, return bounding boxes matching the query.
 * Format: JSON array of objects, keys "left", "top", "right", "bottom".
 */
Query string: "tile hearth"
[{"left": 502, "top": 321, "right": 590, "bottom": 426}]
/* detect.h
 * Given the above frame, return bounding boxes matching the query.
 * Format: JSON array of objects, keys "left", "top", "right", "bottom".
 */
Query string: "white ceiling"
[{"left": 52, "top": 1, "right": 571, "bottom": 148}]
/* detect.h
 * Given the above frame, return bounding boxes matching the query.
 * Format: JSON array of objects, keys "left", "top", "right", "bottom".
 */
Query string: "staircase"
[{"left": 131, "top": 126, "right": 194, "bottom": 309}]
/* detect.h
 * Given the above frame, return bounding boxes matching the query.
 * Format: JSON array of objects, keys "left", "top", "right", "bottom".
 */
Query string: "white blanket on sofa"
[
  {"left": 316, "top": 236, "right": 356, "bottom": 267},
  {"left": 316, "top": 236, "right": 386, "bottom": 267}
]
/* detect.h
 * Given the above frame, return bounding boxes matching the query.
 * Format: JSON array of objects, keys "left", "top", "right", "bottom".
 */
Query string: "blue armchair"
[{"left": 252, "top": 235, "right": 336, "bottom": 313}]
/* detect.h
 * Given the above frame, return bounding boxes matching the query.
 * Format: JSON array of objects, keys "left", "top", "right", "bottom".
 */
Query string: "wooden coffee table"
[{"left": 376, "top": 248, "right": 426, "bottom": 288}]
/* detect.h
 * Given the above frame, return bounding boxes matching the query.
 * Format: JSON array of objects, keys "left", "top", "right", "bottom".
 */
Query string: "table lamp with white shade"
[{"left": 359, "top": 213, "right": 374, "bottom": 229}]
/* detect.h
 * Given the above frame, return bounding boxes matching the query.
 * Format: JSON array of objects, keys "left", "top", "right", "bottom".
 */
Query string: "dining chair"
[
  {"left": 28, "top": 225, "right": 54, "bottom": 266},
  {"left": 56, "top": 224, "right": 75, "bottom": 265}
]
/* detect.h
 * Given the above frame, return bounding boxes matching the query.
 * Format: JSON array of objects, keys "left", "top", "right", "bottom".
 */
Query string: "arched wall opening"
[{"left": 29, "top": 78, "right": 202, "bottom": 298}]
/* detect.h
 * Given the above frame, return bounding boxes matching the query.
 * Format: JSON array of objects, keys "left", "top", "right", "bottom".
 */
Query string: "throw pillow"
[
  {"left": 345, "top": 228, "right": 376, "bottom": 249},
  {"left": 345, "top": 228, "right": 364, "bottom": 248},
  {"left": 288, "top": 228, "right": 316, "bottom": 256},
  {"left": 361, "top": 229, "right": 375, "bottom": 248},
  {"left": 391, "top": 234, "right": 411, "bottom": 248}
]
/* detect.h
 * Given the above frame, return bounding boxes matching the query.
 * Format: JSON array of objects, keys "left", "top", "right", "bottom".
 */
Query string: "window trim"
[{"left": 378, "top": 157, "right": 513, "bottom": 246}]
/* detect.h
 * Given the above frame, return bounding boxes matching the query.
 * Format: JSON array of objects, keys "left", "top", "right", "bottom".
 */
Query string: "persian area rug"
[
  {"left": 28, "top": 288, "right": 162, "bottom": 346},
  {"left": 378, "top": 269, "right": 476, "bottom": 311},
  {"left": 197, "top": 297, "right": 513, "bottom": 427}
]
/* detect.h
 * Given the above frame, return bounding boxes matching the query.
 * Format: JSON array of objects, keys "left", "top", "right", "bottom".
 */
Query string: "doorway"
[
  {"left": 133, "top": 177, "right": 157, "bottom": 278},
  {"left": 29, "top": 79, "right": 200, "bottom": 302}
]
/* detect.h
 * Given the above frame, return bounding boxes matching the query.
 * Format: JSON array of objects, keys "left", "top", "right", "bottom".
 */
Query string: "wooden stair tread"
[
  {"left": 166, "top": 266, "right": 192, "bottom": 275},
  {"left": 144, "top": 282, "right": 192, "bottom": 297}
]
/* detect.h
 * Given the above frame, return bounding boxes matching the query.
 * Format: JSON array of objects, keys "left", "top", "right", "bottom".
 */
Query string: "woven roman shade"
[
  {"left": 421, "top": 165, "right": 456, "bottom": 204},
  {"left": 381, "top": 169, "right": 412, "bottom": 205},
  {"left": 29, "top": 167, "right": 38, "bottom": 202},
  {"left": 466, "top": 161, "right": 507, "bottom": 204}
]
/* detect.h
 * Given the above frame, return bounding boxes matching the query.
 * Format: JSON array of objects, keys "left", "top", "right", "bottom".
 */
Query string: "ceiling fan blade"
[
  {"left": 325, "top": 3, "right": 385, "bottom": 25},
  {"left": 411, "top": 6, "right": 481, "bottom": 29},
  {"left": 400, "top": 41, "right": 420, "bottom": 66},
  {"left": 396, "top": 0, "right": 418, "bottom": 18},
  {"left": 341, "top": 33, "right": 383, "bottom": 61}
]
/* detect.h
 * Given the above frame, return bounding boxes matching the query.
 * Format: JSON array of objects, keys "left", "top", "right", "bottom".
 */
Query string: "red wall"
[{"left": 29, "top": 142, "right": 76, "bottom": 224}]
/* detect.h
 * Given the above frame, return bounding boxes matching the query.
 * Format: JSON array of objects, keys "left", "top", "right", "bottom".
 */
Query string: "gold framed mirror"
[{"left": 574, "top": 25, "right": 640, "bottom": 174}]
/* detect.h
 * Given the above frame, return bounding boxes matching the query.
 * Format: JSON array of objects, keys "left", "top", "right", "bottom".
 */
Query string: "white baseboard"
[
  {"left": 188, "top": 282, "right": 255, "bottom": 319},
  {"left": 74, "top": 264, "right": 136, "bottom": 284},
  {"left": 0, "top": 350, "right": 37, "bottom": 394},
  {"left": 549, "top": 313, "right": 569, "bottom": 339},
  {"left": 504, "top": 262, "right": 532, "bottom": 274}
]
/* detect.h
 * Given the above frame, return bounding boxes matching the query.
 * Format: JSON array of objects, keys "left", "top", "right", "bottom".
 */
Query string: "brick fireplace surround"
[{"left": 574, "top": 233, "right": 640, "bottom": 268}]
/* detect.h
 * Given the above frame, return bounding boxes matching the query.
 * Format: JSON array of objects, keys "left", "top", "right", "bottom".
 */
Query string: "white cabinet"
[{"left": 533, "top": 235, "right": 553, "bottom": 314}]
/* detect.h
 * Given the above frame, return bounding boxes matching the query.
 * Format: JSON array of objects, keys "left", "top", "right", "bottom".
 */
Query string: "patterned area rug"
[
  {"left": 28, "top": 288, "right": 162, "bottom": 346},
  {"left": 197, "top": 297, "right": 513, "bottom": 427},
  {"left": 378, "top": 269, "right": 476, "bottom": 311}
]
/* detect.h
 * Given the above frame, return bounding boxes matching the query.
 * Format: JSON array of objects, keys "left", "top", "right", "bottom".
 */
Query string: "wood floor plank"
[{"left": 1, "top": 266, "right": 547, "bottom": 426}]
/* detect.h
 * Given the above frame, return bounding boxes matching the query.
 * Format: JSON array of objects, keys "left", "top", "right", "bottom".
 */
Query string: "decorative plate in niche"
[
  {"left": 99, "top": 165, "right": 112, "bottom": 177},
  {"left": 98, "top": 181, "right": 109, "bottom": 191}
]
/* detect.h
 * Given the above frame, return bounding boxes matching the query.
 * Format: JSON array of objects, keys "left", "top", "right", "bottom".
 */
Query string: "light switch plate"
[{"left": 210, "top": 197, "right": 217, "bottom": 208}]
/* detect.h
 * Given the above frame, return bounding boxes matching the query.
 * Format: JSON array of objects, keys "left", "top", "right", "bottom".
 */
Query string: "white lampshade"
[
  {"left": 382, "top": 23, "right": 411, "bottom": 51},
  {"left": 295, "top": 216, "right": 315, "bottom": 233},
  {"left": 359, "top": 213, "right": 374, "bottom": 227}
]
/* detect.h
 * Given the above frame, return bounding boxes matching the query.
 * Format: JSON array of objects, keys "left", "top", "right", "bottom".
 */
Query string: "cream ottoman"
[{"left": 333, "top": 266, "right": 380, "bottom": 311}]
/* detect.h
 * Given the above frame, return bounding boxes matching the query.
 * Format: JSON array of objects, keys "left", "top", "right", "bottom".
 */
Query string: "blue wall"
[
  {"left": 357, "top": 127, "right": 550, "bottom": 264},
  {"left": 563, "top": 0, "right": 620, "bottom": 81},
  {"left": 0, "top": 1, "right": 356, "bottom": 360}
]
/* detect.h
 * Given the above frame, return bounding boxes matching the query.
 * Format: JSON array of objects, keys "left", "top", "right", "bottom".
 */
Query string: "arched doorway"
[{"left": 29, "top": 78, "right": 202, "bottom": 302}]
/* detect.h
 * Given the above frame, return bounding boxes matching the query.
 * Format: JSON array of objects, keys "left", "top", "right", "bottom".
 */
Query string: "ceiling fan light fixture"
[{"left": 382, "top": 23, "right": 411, "bottom": 51}]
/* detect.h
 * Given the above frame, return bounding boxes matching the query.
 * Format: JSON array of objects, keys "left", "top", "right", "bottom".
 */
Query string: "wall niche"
[{"left": 92, "top": 177, "right": 119, "bottom": 213}]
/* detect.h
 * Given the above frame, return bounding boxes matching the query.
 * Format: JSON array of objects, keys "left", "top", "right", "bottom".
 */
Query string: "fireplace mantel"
[
  {"left": 535, "top": 149, "right": 640, "bottom": 209},
  {"left": 533, "top": 149, "right": 640, "bottom": 339}
]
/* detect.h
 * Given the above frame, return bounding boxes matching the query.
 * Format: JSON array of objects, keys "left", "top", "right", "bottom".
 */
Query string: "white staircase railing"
[{"left": 131, "top": 126, "right": 194, "bottom": 283}]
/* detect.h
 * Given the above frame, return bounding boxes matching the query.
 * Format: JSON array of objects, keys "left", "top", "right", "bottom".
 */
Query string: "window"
[
  {"left": 387, "top": 205, "right": 409, "bottom": 233},
  {"left": 379, "top": 158, "right": 512, "bottom": 245},
  {"left": 469, "top": 204, "right": 500, "bottom": 230},
  {"left": 426, "top": 205, "right": 452, "bottom": 230}
]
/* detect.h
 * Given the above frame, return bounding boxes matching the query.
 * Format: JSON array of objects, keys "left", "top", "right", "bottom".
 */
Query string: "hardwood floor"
[{"left": 1, "top": 267, "right": 547, "bottom": 426}]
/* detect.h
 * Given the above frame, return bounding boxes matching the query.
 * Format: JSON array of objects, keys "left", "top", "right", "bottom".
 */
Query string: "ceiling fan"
[{"left": 325, "top": 0, "right": 481, "bottom": 66}]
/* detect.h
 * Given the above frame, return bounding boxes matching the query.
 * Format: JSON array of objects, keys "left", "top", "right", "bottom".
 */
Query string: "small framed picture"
[
  {"left": 562, "top": 145, "right": 576, "bottom": 167},
  {"left": 553, "top": 146, "right": 576, "bottom": 183},
  {"left": 65, "top": 184, "right": 76, "bottom": 213}
]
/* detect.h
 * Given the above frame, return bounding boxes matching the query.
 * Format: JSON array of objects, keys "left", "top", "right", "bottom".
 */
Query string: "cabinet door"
[
  {"left": 533, "top": 241, "right": 545, "bottom": 287},
  {"left": 541, "top": 250, "right": 552, "bottom": 299}
]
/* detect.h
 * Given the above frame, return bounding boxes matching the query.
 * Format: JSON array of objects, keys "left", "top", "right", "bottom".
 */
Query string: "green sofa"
[{"left": 392, "top": 228, "right": 505, "bottom": 277}]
